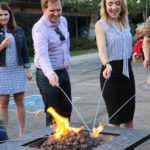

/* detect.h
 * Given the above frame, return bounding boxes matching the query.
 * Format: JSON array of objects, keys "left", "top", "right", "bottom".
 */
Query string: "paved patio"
[{"left": 6, "top": 53, "right": 150, "bottom": 149}]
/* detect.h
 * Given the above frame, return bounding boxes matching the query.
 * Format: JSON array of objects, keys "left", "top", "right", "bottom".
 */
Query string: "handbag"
[{"left": 0, "top": 29, "right": 5, "bottom": 44}]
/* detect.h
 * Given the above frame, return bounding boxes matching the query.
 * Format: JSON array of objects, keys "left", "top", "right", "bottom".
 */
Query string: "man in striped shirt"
[{"left": 32, "top": 0, "right": 72, "bottom": 126}]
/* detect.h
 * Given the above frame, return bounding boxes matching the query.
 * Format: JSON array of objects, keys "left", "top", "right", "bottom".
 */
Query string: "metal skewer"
[
  {"left": 108, "top": 94, "right": 135, "bottom": 123},
  {"left": 92, "top": 80, "right": 107, "bottom": 129},
  {"left": 58, "top": 86, "right": 91, "bottom": 133}
]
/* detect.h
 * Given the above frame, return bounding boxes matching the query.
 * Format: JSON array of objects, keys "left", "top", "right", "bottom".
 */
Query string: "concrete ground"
[{"left": 6, "top": 53, "right": 150, "bottom": 149}]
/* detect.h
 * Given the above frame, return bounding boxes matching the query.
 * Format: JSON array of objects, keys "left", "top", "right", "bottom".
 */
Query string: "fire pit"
[
  {"left": 0, "top": 125, "right": 150, "bottom": 150},
  {"left": 23, "top": 130, "right": 116, "bottom": 150}
]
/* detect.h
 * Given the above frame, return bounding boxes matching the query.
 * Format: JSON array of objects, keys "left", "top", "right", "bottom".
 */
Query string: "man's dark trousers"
[{"left": 36, "top": 68, "right": 72, "bottom": 126}]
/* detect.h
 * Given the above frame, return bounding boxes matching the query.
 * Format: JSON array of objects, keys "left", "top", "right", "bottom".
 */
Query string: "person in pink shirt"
[{"left": 32, "top": 0, "right": 72, "bottom": 126}]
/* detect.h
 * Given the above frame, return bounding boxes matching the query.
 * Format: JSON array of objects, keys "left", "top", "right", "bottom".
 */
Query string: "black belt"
[{"left": 36, "top": 68, "right": 66, "bottom": 73}]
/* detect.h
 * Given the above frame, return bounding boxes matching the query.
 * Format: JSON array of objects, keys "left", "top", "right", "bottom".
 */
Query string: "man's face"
[{"left": 43, "top": 0, "right": 62, "bottom": 25}]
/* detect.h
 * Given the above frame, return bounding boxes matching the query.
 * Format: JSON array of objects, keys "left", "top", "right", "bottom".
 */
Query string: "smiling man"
[{"left": 32, "top": 0, "right": 72, "bottom": 126}]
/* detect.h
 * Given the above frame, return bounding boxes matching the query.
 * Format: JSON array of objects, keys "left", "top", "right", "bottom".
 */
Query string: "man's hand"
[
  {"left": 103, "top": 64, "right": 112, "bottom": 79},
  {"left": 143, "top": 59, "right": 149, "bottom": 70},
  {"left": 66, "top": 62, "right": 70, "bottom": 69},
  {"left": 49, "top": 73, "right": 59, "bottom": 87}
]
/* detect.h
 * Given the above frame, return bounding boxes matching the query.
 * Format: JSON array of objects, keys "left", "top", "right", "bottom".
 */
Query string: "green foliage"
[
  {"left": 70, "top": 38, "right": 97, "bottom": 51},
  {"left": 64, "top": 0, "right": 101, "bottom": 15},
  {"left": 129, "top": 20, "right": 136, "bottom": 36},
  {"left": 127, "top": 0, "right": 150, "bottom": 21}
]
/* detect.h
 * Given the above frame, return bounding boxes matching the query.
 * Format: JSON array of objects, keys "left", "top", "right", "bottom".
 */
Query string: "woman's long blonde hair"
[{"left": 100, "top": 0, "right": 128, "bottom": 27}]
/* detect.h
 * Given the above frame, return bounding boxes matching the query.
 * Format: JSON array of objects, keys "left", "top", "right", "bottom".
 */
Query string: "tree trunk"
[
  {"left": 88, "top": 14, "right": 98, "bottom": 41},
  {"left": 142, "top": 10, "right": 146, "bottom": 22}
]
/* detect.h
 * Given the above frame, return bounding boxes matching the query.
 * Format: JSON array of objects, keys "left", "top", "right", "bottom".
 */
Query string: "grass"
[
  {"left": 70, "top": 49, "right": 97, "bottom": 56},
  {"left": 29, "top": 49, "right": 98, "bottom": 63}
]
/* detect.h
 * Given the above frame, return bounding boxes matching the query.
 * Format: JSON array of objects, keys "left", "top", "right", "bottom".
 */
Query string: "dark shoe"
[{"left": 0, "top": 119, "right": 8, "bottom": 143}]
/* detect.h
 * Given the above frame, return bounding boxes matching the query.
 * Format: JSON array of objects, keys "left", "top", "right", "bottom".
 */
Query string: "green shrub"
[
  {"left": 70, "top": 38, "right": 97, "bottom": 51},
  {"left": 129, "top": 20, "right": 136, "bottom": 36}
]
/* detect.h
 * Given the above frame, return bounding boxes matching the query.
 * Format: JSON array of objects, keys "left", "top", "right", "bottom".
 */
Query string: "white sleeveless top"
[{"left": 100, "top": 18, "right": 132, "bottom": 77}]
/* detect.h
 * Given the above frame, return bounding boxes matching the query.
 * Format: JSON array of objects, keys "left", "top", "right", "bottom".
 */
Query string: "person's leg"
[
  {"left": 0, "top": 95, "right": 9, "bottom": 128},
  {"left": 14, "top": 92, "right": 25, "bottom": 136},
  {"left": 122, "top": 121, "right": 133, "bottom": 128},
  {"left": 36, "top": 68, "right": 60, "bottom": 126},
  {"left": 58, "top": 70, "right": 72, "bottom": 120}
]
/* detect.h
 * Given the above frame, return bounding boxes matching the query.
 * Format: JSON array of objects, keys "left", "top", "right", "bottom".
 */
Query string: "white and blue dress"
[{"left": 0, "top": 32, "right": 27, "bottom": 95}]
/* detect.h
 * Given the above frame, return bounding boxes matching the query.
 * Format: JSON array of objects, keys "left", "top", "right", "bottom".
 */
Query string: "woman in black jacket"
[{"left": 0, "top": 4, "right": 32, "bottom": 136}]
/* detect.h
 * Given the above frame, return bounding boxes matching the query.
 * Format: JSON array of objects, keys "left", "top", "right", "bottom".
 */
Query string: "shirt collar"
[{"left": 42, "top": 14, "right": 60, "bottom": 28}]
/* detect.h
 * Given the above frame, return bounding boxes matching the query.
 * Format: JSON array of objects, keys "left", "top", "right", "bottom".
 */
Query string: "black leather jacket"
[{"left": 0, "top": 27, "right": 31, "bottom": 68}]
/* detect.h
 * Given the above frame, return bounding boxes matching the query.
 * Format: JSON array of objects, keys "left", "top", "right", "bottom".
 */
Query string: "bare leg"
[
  {"left": 108, "top": 123, "right": 120, "bottom": 128},
  {"left": 122, "top": 121, "right": 133, "bottom": 128},
  {"left": 0, "top": 95, "right": 9, "bottom": 129},
  {"left": 14, "top": 92, "right": 25, "bottom": 137}
]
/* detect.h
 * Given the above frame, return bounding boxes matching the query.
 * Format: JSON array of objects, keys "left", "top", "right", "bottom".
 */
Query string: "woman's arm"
[
  {"left": 143, "top": 36, "right": 150, "bottom": 69},
  {"left": 95, "top": 21, "right": 112, "bottom": 79},
  {"left": 95, "top": 21, "right": 108, "bottom": 66}
]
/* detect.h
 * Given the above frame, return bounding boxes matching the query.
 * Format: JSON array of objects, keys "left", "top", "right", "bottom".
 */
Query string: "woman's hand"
[
  {"left": 143, "top": 59, "right": 149, "bottom": 70},
  {"left": 26, "top": 68, "right": 32, "bottom": 81},
  {"left": 103, "top": 64, "right": 112, "bottom": 79},
  {"left": 0, "top": 38, "right": 11, "bottom": 51}
]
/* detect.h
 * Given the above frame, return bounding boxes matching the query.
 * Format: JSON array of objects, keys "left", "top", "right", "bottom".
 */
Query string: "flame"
[
  {"left": 47, "top": 107, "right": 84, "bottom": 139},
  {"left": 91, "top": 122, "right": 104, "bottom": 138}
]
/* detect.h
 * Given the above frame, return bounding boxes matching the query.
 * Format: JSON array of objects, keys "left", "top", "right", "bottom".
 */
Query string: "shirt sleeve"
[
  {"left": 145, "top": 17, "right": 150, "bottom": 38},
  {"left": 32, "top": 26, "right": 55, "bottom": 79},
  {"left": 66, "top": 20, "right": 70, "bottom": 62},
  {"left": 64, "top": 17, "right": 70, "bottom": 62}
]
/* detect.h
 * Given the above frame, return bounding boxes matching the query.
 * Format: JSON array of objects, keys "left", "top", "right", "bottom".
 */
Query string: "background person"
[
  {"left": 32, "top": 0, "right": 72, "bottom": 126},
  {"left": 143, "top": 17, "right": 150, "bottom": 85},
  {"left": 0, "top": 4, "right": 32, "bottom": 136},
  {"left": 95, "top": 0, "right": 147, "bottom": 128}
]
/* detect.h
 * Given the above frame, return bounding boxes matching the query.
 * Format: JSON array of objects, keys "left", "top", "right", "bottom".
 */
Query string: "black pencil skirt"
[{"left": 100, "top": 59, "right": 135, "bottom": 125}]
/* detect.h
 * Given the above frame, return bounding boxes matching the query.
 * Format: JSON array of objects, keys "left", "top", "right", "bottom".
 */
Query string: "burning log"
[
  {"left": 41, "top": 107, "right": 104, "bottom": 150},
  {"left": 41, "top": 130, "right": 104, "bottom": 150}
]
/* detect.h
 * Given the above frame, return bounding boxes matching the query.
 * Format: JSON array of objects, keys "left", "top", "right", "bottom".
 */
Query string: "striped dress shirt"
[
  {"left": 32, "top": 15, "right": 70, "bottom": 79},
  {"left": 100, "top": 18, "right": 133, "bottom": 78}
]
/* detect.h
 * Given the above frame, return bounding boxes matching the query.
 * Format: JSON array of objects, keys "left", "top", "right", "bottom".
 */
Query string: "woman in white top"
[{"left": 95, "top": 0, "right": 147, "bottom": 128}]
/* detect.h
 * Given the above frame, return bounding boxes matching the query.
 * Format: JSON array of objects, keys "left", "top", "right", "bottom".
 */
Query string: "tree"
[
  {"left": 64, "top": 0, "right": 101, "bottom": 41},
  {"left": 64, "top": 0, "right": 150, "bottom": 40},
  {"left": 0, "top": 0, "right": 10, "bottom": 3},
  {"left": 127, "top": 0, "right": 150, "bottom": 22}
]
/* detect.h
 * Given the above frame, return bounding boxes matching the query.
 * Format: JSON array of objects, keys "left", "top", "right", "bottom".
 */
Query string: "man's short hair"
[{"left": 41, "top": 0, "right": 62, "bottom": 9}]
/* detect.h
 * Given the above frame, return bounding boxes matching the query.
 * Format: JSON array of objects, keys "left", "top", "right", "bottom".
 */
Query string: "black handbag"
[{"left": 0, "top": 29, "right": 6, "bottom": 66}]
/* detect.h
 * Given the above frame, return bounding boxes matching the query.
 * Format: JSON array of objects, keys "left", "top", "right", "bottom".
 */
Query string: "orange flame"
[
  {"left": 47, "top": 107, "right": 84, "bottom": 139},
  {"left": 91, "top": 122, "right": 104, "bottom": 138}
]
